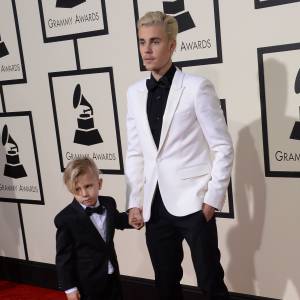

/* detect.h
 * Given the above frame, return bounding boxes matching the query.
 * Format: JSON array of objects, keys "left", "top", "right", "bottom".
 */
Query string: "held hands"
[
  {"left": 66, "top": 290, "right": 80, "bottom": 300},
  {"left": 202, "top": 203, "right": 215, "bottom": 222},
  {"left": 128, "top": 207, "right": 144, "bottom": 230}
]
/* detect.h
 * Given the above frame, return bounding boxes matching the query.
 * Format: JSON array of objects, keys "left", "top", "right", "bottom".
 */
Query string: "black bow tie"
[
  {"left": 146, "top": 76, "right": 170, "bottom": 91},
  {"left": 85, "top": 205, "right": 104, "bottom": 216}
]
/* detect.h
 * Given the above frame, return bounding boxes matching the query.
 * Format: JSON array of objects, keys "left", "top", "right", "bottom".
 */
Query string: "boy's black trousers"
[{"left": 80, "top": 272, "right": 123, "bottom": 300}]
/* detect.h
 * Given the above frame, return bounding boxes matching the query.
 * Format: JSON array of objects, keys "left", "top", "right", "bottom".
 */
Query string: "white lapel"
[
  {"left": 135, "top": 82, "right": 158, "bottom": 154},
  {"left": 158, "top": 70, "right": 185, "bottom": 154}
]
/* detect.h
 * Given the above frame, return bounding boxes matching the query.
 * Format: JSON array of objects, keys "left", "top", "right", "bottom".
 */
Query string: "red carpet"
[{"left": 0, "top": 280, "right": 66, "bottom": 300}]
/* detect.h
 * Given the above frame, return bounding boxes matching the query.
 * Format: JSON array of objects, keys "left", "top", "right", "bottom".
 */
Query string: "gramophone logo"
[
  {"left": 163, "top": 0, "right": 195, "bottom": 33},
  {"left": 73, "top": 83, "right": 103, "bottom": 146},
  {"left": 38, "top": 0, "right": 108, "bottom": 42},
  {"left": 0, "top": 35, "right": 9, "bottom": 59},
  {"left": 2, "top": 124, "right": 27, "bottom": 179},
  {"left": 56, "top": 0, "right": 86, "bottom": 8},
  {"left": 290, "top": 68, "right": 300, "bottom": 140},
  {"left": 134, "top": 0, "right": 221, "bottom": 69},
  {"left": 255, "top": 0, "right": 300, "bottom": 9}
]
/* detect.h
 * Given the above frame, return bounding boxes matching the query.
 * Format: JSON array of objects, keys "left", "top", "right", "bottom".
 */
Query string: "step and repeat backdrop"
[{"left": 0, "top": 1, "right": 300, "bottom": 299}]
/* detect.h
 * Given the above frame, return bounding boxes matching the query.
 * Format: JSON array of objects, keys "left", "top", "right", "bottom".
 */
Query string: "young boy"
[{"left": 55, "top": 157, "right": 131, "bottom": 300}]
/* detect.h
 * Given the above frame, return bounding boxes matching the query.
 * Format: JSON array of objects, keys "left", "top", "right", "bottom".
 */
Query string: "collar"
[
  {"left": 147, "top": 63, "right": 176, "bottom": 91},
  {"left": 79, "top": 198, "right": 100, "bottom": 210}
]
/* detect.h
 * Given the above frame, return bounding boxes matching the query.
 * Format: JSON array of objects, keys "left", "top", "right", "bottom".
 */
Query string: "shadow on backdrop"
[{"left": 227, "top": 59, "right": 300, "bottom": 299}]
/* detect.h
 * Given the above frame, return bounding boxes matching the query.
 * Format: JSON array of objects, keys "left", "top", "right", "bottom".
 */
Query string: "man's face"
[
  {"left": 73, "top": 170, "right": 102, "bottom": 207},
  {"left": 138, "top": 25, "right": 175, "bottom": 74}
]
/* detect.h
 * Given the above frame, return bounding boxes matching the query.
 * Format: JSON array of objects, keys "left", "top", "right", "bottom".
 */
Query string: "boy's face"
[
  {"left": 73, "top": 169, "right": 102, "bottom": 207},
  {"left": 138, "top": 24, "right": 176, "bottom": 74}
]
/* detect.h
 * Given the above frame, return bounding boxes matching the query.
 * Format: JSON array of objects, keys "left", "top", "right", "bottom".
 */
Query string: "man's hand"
[
  {"left": 129, "top": 207, "right": 144, "bottom": 230},
  {"left": 202, "top": 203, "right": 215, "bottom": 222},
  {"left": 66, "top": 290, "right": 80, "bottom": 300}
]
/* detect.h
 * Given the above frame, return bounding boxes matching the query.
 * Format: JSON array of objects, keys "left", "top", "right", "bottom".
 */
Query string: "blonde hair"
[
  {"left": 63, "top": 157, "right": 101, "bottom": 194},
  {"left": 138, "top": 11, "right": 178, "bottom": 41}
]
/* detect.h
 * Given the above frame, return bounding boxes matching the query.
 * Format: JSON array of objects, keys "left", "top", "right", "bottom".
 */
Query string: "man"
[{"left": 125, "top": 11, "right": 234, "bottom": 300}]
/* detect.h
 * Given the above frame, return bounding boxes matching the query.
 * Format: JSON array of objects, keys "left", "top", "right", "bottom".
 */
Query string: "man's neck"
[{"left": 151, "top": 60, "right": 173, "bottom": 81}]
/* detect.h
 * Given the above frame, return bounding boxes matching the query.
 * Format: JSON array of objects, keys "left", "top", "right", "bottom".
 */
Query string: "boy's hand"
[
  {"left": 129, "top": 207, "right": 144, "bottom": 230},
  {"left": 66, "top": 290, "right": 80, "bottom": 300}
]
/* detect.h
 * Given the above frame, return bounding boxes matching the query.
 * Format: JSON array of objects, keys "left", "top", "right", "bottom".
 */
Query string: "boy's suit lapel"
[
  {"left": 71, "top": 199, "right": 106, "bottom": 245},
  {"left": 101, "top": 197, "right": 113, "bottom": 244}
]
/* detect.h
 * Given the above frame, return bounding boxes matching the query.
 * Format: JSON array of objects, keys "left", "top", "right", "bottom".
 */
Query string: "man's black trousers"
[{"left": 145, "top": 189, "right": 230, "bottom": 300}]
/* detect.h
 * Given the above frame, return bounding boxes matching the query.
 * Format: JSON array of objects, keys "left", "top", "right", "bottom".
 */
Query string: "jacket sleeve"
[
  {"left": 115, "top": 211, "right": 132, "bottom": 230},
  {"left": 109, "top": 197, "right": 132, "bottom": 230},
  {"left": 54, "top": 216, "right": 77, "bottom": 291},
  {"left": 194, "top": 79, "right": 234, "bottom": 210},
  {"left": 125, "top": 87, "right": 144, "bottom": 210}
]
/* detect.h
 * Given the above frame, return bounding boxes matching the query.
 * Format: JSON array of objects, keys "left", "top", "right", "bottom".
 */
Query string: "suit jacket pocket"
[{"left": 178, "top": 164, "right": 210, "bottom": 180}]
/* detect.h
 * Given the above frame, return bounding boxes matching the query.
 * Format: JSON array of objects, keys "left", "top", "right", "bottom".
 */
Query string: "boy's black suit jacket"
[{"left": 54, "top": 196, "right": 130, "bottom": 295}]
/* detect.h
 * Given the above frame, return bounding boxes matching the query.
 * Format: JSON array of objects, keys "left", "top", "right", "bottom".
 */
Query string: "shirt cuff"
[{"left": 65, "top": 287, "right": 78, "bottom": 294}]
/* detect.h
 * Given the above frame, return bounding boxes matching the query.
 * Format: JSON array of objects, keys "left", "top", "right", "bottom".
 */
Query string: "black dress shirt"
[{"left": 146, "top": 64, "right": 176, "bottom": 148}]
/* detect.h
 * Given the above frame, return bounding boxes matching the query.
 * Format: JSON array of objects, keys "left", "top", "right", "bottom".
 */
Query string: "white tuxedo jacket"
[{"left": 125, "top": 69, "right": 234, "bottom": 222}]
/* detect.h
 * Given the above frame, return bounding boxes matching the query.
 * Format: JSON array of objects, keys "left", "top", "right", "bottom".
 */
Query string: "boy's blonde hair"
[
  {"left": 63, "top": 157, "right": 101, "bottom": 194},
  {"left": 137, "top": 11, "right": 178, "bottom": 41}
]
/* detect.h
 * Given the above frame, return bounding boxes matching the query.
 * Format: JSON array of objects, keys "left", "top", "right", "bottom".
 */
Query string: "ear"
[
  {"left": 170, "top": 39, "right": 176, "bottom": 54},
  {"left": 98, "top": 178, "right": 103, "bottom": 190}
]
